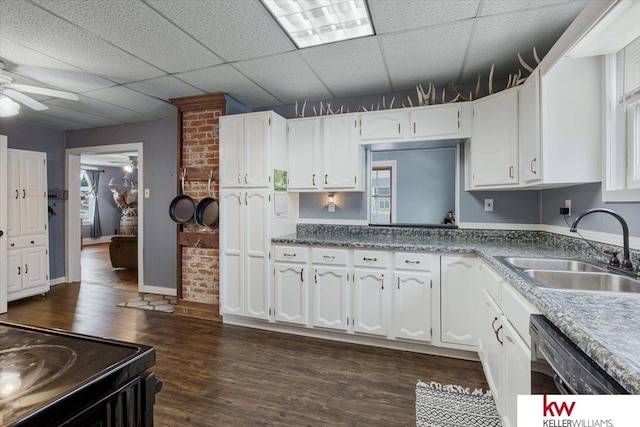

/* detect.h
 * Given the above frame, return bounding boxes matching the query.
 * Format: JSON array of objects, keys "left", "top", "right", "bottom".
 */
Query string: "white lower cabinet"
[
  {"left": 353, "top": 268, "right": 388, "bottom": 336},
  {"left": 440, "top": 255, "right": 478, "bottom": 347},
  {"left": 479, "top": 288, "right": 505, "bottom": 415},
  {"left": 274, "top": 263, "right": 307, "bottom": 325},
  {"left": 393, "top": 272, "right": 431, "bottom": 342},
  {"left": 502, "top": 317, "right": 531, "bottom": 427},
  {"left": 313, "top": 266, "right": 349, "bottom": 331}
]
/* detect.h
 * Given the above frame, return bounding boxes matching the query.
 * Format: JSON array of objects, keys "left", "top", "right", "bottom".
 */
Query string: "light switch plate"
[
  {"left": 328, "top": 203, "right": 335, "bottom": 213},
  {"left": 144, "top": 188, "right": 150, "bottom": 198},
  {"left": 484, "top": 199, "right": 494, "bottom": 212}
]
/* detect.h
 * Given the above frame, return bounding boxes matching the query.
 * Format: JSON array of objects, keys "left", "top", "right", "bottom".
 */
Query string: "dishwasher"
[{"left": 529, "top": 314, "right": 629, "bottom": 394}]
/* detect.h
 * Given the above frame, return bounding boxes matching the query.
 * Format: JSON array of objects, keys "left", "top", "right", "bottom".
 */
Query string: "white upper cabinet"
[
  {"left": 470, "top": 89, "right": 519, "bottom": 187},
  {"left": 360, "top": 110, "right": 407, "bottom": 141},
  {"left": 518, "top": 68, "right": 542, "bottom": 184},
  {"left": 220, "top": 112, "right": 276, "bottom": 188},
  {"left": 287, "top": 118, "right": 322, "bottom": 191},
  {"left": 288, "top": 114, "right": 364, "bottom": 192},
  {"left": 410, "top": 104, "right": 462, "bottom": 139}
]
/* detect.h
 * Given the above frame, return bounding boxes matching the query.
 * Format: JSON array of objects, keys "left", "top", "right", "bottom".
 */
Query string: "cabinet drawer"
[
  {"left": 394, "top": 252, "right": 430, "bottom": 271},
  {"left": 274, "top": 246, "right": 307, "bottom": 263},
  {"left": 8, "top": 234, "right": 46, "bottom": 249},
  {"left": 312, "top": 248, "right": 348, "bottom": 265},
  {"left": 353, "top": 250, "right": 389, "bottom": 268}
]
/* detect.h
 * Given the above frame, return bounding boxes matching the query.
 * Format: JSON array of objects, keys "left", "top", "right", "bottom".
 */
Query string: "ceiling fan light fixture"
[
  {"left": 261, "top": 0, "right": 374, "bottom": 48},
  {"left": 0, "top": 95, "right": 20, "bottom": 117}
]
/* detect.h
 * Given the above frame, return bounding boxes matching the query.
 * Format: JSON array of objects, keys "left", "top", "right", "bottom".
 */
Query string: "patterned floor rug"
[
  {"left": 117, "top": 294, "right": 176, "bottom": 313},
  {"left": 416, "top": 381, "right": 501, "bottom": 427}
]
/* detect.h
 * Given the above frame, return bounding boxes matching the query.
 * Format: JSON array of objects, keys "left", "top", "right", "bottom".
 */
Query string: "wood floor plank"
[{"left": 1, "top": 283, "right": 489, "bottom": 426}]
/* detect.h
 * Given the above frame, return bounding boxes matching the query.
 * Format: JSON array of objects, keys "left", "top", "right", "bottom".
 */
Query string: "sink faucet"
[{"left": 570, "top": 208, "right": 634, "bottom": 272}]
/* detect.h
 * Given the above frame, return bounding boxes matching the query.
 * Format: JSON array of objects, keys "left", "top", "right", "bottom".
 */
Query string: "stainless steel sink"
[
  {"left": 525, "top": 270, "right": 640, "bottom": 293},
  {"left": 500, "top": 257, "right": 606, "bottom": 273}
]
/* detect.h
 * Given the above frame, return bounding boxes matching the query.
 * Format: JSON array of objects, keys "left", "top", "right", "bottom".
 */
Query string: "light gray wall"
[
  {"left": 1, "top": 119, "right": 66, "bottom": 280},
  {"left": 541, "top": 183, "right": 640, "bottom": 238},
  {"left": 65, "top": 118, "right": 178, "bottom": 289},
  {"left": 299, "top": 192, "right": 367, "bottom": 220},
  {"left": 372, "top": 148, "right": 456, "bottom": 224}
]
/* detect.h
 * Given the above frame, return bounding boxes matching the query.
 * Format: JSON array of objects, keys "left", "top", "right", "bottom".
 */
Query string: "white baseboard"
[
  {"left": 222, "top": 314, "right": 479, "bottom": 361},
  {"left": 140, "top": 285, "right": 177, "bottom": 296},
  {"left": 82, "top": 235, "right": 117, "bottom": 245},
  {"left": 50, "top": 277, "right": 67, "bottom": 286}
]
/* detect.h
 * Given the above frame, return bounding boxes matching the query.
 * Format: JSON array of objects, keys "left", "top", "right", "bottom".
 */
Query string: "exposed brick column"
[{"left": 170, "top": 93, "right": 226, "bottom": 320}]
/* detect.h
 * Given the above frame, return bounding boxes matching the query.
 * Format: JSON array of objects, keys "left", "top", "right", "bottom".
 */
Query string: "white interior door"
[{"left": 0, "top": 135, "right": 8, "bottom": 313}]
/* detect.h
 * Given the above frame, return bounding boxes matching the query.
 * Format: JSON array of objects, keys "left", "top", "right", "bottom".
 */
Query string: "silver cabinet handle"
[
  {"left": 404, "top": 260, "right": 420, "bottom": 264},
  {"left": 314, "top": 270, "right": 318, "bottom": 283},
  {"left": 283, "top": 253, "right": 296, "bottom": 257},
  {"left": 381, "top": 274, "right": 384, "bottom": 289},
  {"left": 397, "top": 277, "right": 400, "bottom": 289},
  {"left": 509, "top": 166, "right": 514, "bottom": 179},
  {"left": 15, "top": 190, "right": 18, "bottom": 199},
  {"left": 300, "top": 268, "right": 304, "bottom": 282},
  {"left": 530, "top": 158, "right": 537, "bottom": 174},
  {"left": 397, "top": 123, "right": 401, "bottom": 134},
  {"left": 237, "top": 174, "right": 241, "bottom": 183},
  {"left": 323, "top": 255, "right": 335, "bottom": 259},
  {"left": 312, "top": 174, "right": 316, "bottom": 186},
  {"left": 244, "top": 193, "right": 248, "bottom": 205},
  {"left": 325, "top": 174, "right": 328, "bottom": 185},
  {"left": 22, "top": 189, "right": 26, "bottom": 198},
  {"left": 24, "top": 264, "right": 28, "bottom": 274},
  {"left": 244, "top": 174, "right": 248, "bottom": 184},
  {"left": 17, "top": 266, "right": 21, "bottom": 275},
  {"left": 363, "top": 257, "right": 377, "bottom": 262},
  {"left": 495, "top": 325, "right": 503, "bottom": 345},
  {"left": 413, "top": 122, "right": 416, "bottom": 134}
]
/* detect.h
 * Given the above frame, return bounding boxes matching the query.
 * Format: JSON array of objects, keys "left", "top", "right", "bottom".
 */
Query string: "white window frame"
[
  {"left": 80, "top": 169, "right": 95, "bottom": 226},
  {"left": 602, "top": 46, "right": 640, "bottom": 201},
  {"left": 369, "top": 160, "right": 397, "bottom": 224}
]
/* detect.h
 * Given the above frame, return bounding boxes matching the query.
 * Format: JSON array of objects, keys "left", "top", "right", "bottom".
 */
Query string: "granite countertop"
[{"left": 273, "top": 226, "right": 640, "bottom": 394}]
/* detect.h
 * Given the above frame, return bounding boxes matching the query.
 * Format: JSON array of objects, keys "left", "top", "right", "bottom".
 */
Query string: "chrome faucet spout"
[{"left": 570, "top": 208, "right": 632, "bottom": 270}]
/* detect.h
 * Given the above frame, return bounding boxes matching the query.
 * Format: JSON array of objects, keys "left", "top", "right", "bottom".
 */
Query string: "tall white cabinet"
[
  {"left": 0, "top": 136, "right": 7, "bottom": 313},
  {"left": 6, "top": 148, "right": 50, "bottom": 301},
  {"left": 219, "top": 111, "right": 297, "bottom": 321}
]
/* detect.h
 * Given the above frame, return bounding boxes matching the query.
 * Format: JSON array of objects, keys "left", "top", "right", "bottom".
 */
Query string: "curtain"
[{"left": 85, "top": 170, "right": 102, "bottom": 238}]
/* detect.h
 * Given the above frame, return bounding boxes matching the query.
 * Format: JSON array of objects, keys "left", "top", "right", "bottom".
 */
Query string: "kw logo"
[{"left": 543, "top": 395, "right": 576, "bottom": 417}]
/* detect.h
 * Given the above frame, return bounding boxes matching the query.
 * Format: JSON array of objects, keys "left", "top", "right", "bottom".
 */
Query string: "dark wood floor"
[
  {"left": 1, "top": 283, "right": 489, "bottom": 426},
  {"left": 81, "top": 243, "right": 138, "bottom": 291}
]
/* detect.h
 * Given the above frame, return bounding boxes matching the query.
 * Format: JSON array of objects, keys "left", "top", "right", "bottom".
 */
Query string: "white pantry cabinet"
[
  {"left": 440, "top": 255, "right": 478, "bottom": 348},
  {"left": 312, "top": 247, "right": 350, "bottom": 331},
  {"left": 220, "top": 112, "right": 278, "bottom": 188},
  {"left": 287, "top": 114, "right": 364, "bottom": 192},
  {"left": 469, "top": 88, "right": 519, "bottom": 187},
  {"left": 392, "top": 251, "right": 433, "bottom": 343},
  {"left": 6, "top": 149, "right": 50, "bottom": 302}
]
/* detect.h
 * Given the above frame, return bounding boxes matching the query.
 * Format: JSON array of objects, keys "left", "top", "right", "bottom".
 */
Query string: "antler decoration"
[{"left": 298, "top": 47, "right": 540, "bottom": 117}]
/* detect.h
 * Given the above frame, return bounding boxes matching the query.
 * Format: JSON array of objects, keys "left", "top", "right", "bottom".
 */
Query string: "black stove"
[{"left": 0, "top": 321, "right": 161, "bottom": 426}]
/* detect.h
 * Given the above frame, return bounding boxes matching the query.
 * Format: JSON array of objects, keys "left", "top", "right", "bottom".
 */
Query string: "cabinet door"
[
  {"left": 220, "top": 115, "right": 244, "bottom": 187},
  {"left": 519, "top": 68, "right": 541, "bottom": 184},
  {"left": 353, "top": 268, "right": 387, "bottom": 336},
  {"left": 393, "top": 272, "right": 431, "bottom": 342},
  {"left": 503, "top": 318, "right": 531, "bottom": 427},
  {"left": 7, "top": 150, "right": 20, "bottom": 237},
  {"left": 410, "top": 105, "right": 460, "bottom": 139},
  {"left": 20, "top": 151, "right": 47, "bottom": 235},
  {"left": 288, "top": 119, "right": 321, "bottom": 190},
  {"left": 323, "top": 115, "right": 360, "bottom": 190},
  {"left": 471, "top": 90, "right": 519, "bottom": 186},
  {"left": 480, "top": 289, "right": 504, "bottom": 415},
  {"left": 22, "top": 246, "right": 47, "bottom": 289},
  {"left": 440, "top": 256, "right": 477, "bottom": 347},
  {"left": 219, "top": 191, "right": 243, "bottom": 315},
  {"left": 313, "top": 266, "right": 349, "bottom": 331},
  {"left": 244, "top": 190, "right": 269, "bottom": 320},
  {"left": 274, "top": 263, "right": 307, "bottom": 325},
  {"left": 7, "top": 250, "right": 21, "bottom": 294},
  {"left": 360, "top": 111, "right": 407, "bottom": 141},
  {"left": 244, "top": 114, "right": 271, "bottom": 187}
]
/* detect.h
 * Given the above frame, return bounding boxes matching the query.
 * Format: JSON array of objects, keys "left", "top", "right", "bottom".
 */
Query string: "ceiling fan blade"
[
  {"left": 7, "top": 83, "right": 79, "bottom": 101},
  {"left": 3, "top": 88, "right": 49, "bottom": 111}
]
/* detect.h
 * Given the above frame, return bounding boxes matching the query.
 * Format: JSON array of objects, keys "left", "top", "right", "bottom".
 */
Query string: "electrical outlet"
[
  {"left": 144, "top": 188, "right": 150, "bottom": 198},
  {"left": 484, "top": 199, "right": 494, "bottom": 212},
  {"left": 328, "top": 203, "right": 335, "bottom": 213},
  {"left": 565, "top": 199, "right": 571, "bottom": 216}
]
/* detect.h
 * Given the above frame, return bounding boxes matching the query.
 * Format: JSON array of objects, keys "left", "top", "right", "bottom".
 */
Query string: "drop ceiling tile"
[
  {"left": 480, "top": 0, "right": 587, "bottom": 16},
  {"left": 379, "top": 22, "right": 474, "bottom": 90},
  {"left": 234, "top": 52, "right": 333, "bottom": 105},
  {"left": 125, "top": 76, "right": 205, "bottom": 101},
  {"left": 146, "top": 0, "right": 295, "bottom": 62},
  {"left": 300, "top": 37, "right": 391, "bottom": 98},
  {"left": 0, "top": 1, "right": 164, "bottom": 83},
  {"left": 39, "top": 102, "right": 123, "bottom": 128},
  {"left": 176, "top": 64, "right": 280, "bottom": 108},
  {"left": 46, "top": 95, "right": 157, "bottom": 124},
  {"left": 1, "top": 70, "right": 62, "bottom": 101},
  {"left": 461, "top": 3, "right": 585, "bottom": 82},
  {"left": 32, "top": 0, "right": 223, "bottom": 73},
  {"left": 369, "top": 0, "right": 480, "bottom": 34},
  {"left": 2, "top": 110, "right": 89, "bottom": 131},
  {"left": 0, "top": 38, "right": 115, "bottom": 92},
  {"left": 83, "top": 86, "right": 177, "bottom": 119}
]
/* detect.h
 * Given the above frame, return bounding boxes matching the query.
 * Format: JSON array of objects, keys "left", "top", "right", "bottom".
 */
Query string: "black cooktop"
[{"left": 0, "top": 321, "right": 155, "bottom": 426}]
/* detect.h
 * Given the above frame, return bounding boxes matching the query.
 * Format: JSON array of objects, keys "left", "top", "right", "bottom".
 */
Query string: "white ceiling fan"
[{"left": 0, "top": 60, "right": 79, "bottom": 116}]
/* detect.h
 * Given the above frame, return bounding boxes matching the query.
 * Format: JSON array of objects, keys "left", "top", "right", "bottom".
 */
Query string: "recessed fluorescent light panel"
[{"left": 262, "top": 0, "right": 375, "bottom": 48}]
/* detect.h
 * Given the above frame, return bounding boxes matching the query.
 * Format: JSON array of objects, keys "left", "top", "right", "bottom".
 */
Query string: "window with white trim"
[{"left": 80, "top": 170, "right": 95, "bottom": 225}]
